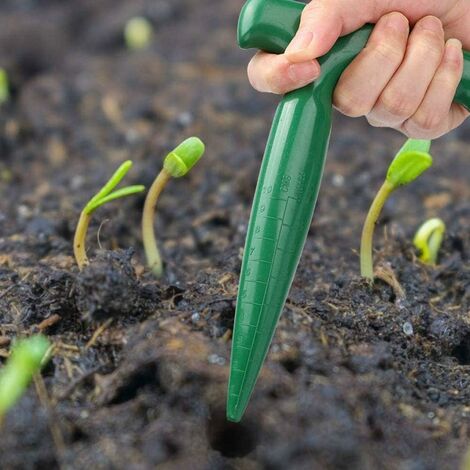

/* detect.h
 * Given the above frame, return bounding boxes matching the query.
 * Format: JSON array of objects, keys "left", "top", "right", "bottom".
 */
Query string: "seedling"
[
  {"left": 0, "top": 335, "right": 51, "bottom": 424},
  {"left": 142, "top": 137, "right": 205, "bottom": 276},
  {"left": 124, "top": 16, "right": 153, "bottom": 50},
  {"left": 413, "top": 218, "right": 446, "bottom": 265},
  {"left": 360, "top": 139, "right": 433, "bottom": 281},
  {"left": 0, "top": 68, "right": 9, "bottom": 104},
  {"left": 74, "top": 161, "right": 145, "bottom": 270}
]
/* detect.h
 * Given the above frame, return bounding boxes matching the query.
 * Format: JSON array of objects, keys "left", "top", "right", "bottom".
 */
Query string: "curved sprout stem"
[
  {"left": 73, "top": 161, "right": 145, "bottom": 270},
  {"left": 413, "top": 218, "right": 446, "bottom": 265},
  {"left": 74, "top": 211, "right": 92, "bottom": 270},
  {"left": 142, "top": 169, "right": 172, "bottom": 277},
  {"left": 360, "top": 181, "right": 394, "bottom": 281}
]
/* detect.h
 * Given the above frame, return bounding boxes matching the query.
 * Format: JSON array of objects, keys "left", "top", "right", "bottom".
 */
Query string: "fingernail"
[
  {"left": 418, "top": 16, "right": 443, "bottom": 33},
  {"left": 286, "top": 31, "right": 314, "bottom": 56},
  {"left": 446, "top": 38, "right": 462, "bottom": 50},
  {"left": 288, "top": 61, "right": 320, "bottom": 83},
  {"left": 383, "top": 12, "right": 409, "bottom": 32},
  {"left": 444, "top": 38, "right": 463, "bottom": 63}
]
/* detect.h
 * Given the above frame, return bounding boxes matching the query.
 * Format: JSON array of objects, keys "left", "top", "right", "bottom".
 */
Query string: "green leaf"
[
  {"left": 397, "top": 138, "right": 431, "bottom": 155},
  {"left": 386, "top": 139, "right": 432, "bottom": 188},
  {"left": 163, "top": 137, "right": 205, "bottom": 177},
  {"left": 0, "top": 335, "right": 51, "bottom": 415},
  {"left": 86, "top": 185, "right": 145, "bottom": 213},
  {"left": 85, "top": 160, "right": 133, "bottom": 212}
]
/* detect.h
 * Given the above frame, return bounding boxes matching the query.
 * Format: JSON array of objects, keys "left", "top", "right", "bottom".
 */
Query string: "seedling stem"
[
  {"left": 142, "top": 137, "right": 205, "bottom": 276},
  {"left": 73, "top": 161, "right": 145, "bottom": 270},
  {"left": 360, "top": 139, "right": 433, "bottom": 282},
  {"left": 142, "top": 169, "right": 172, "bottom": 276},
  {"left": 360, "top": 180, "right": 394, "bottom": 280}
]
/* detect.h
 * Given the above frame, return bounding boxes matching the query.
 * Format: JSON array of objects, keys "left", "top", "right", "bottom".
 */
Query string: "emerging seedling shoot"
[
  {"left": 124, "top": 16, "right": 154, "bottom": 50},
  {"left": 142, "top": 137, "right": 205, "bottom": 277},
  {"left": 0, "top": 335, "right": 51, "bottom": 425},
  {"left": 74, "top": 161, "right": 145, "bottom": 270},
  {"left": 413, "top": 218, "right": 446, "bottom": 265},
  {"left": 360, "top": 139, "right": 433, "bottom": 281},
  {"left": 0, "top": 68, "right": 9, "bottom": 104}
]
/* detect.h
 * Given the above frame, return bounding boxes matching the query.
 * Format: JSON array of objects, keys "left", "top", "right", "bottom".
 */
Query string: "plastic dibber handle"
[{"left": 228, "top": 0, "right": 470, "bottom": 423}]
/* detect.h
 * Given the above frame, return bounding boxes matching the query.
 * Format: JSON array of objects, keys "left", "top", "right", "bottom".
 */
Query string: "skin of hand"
[{"left": 247, "top": 0, "right": 470, "bottom": 139}]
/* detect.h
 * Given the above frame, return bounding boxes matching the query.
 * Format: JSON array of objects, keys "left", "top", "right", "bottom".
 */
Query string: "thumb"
[{"left": 284, "top": 0, "right": 370, "bottom": 63}]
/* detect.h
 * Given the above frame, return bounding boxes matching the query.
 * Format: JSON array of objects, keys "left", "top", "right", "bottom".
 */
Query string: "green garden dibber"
[{"left": 227, "top": 0, "right": 470, "bottom": 422}]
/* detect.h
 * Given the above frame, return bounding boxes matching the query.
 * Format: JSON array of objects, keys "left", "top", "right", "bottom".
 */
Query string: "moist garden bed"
[{"left": 0, "top": 0, "right": 469, "bottom": 468}]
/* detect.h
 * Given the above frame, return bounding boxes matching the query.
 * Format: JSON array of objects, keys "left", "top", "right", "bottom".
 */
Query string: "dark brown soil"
[{"left": 0, "top": 1, "right": 469, "bottom": 469}]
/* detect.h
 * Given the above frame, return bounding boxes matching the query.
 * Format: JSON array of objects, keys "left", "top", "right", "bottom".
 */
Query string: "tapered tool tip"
[{"left": 226, "top": 405, "right": 242, "bottom": 423}]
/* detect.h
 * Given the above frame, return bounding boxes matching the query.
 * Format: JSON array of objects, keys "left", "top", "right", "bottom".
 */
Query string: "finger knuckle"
[
  {"left": 369, "top": 40, "right": 405, "bottom": 65},
  {"left": 409, "top": 110, "right": 442, "bottom": 132},
  {"left": 366, "top": 116, "right": 386, "bottom": 128},
  {"left": 414, "top": 26, "right": 445, "bottom": 57},
  {"left": 416, "top": 36, "right": 445, "bottom": 58},
  {"left": 402, "top": 123, "right": 433, "bottom": 140},
  {"left": 334, "top": 89, "right": 368, "bottom": 117},
  {"left": 379, "top": 89, "right": 416, "bottom": 118}
]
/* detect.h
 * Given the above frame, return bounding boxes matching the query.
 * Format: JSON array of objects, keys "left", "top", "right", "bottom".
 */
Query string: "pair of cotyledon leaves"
[{"left": 83, "top": 137, "right": 205, "bottom": 215}]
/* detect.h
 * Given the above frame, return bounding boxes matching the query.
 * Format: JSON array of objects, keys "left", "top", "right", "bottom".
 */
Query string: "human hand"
[{"left": 247, "top": 0, "right": 470, "bottom": 139}]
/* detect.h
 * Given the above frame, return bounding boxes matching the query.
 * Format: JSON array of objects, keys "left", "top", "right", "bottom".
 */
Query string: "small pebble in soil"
[
  {"left": 17, "top": 204, "right": 32, "bottom": 219},
  {"left": 71, "top": 175, "right": 85, "bottom": 190},
  {"left": 403, "top": 322, "right": 414, "bottom": 336},
  {"left": 176, "top": 111, "right": 193, "bottom": 127},
  {"left": 191, "top": 312, "right": 200, "bottom": 323},
  {"left": 332, "top": 174, "right": 345, "bottom": 187},
  {"left": 208, "top": 354, "right": 225, "bottom": 366}
]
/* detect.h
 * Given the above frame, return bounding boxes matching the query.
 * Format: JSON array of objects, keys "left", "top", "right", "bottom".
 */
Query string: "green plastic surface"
[{"left": 228, "top": 0, "right": 470, "bottom": 423}]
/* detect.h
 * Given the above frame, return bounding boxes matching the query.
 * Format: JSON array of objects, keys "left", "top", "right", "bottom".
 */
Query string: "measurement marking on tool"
[
  {"left": 263, "top": 215, "right": 283, "bottom": 221},
  {"left": 234, "top": 343, "right": 252, "bottom": 349},
  {"left": 234, "top": 195, "right": 292, "bottom": 409},
  {"left": 240, "top": 302, "right": 264, "bottom": 309},
  {"left": 266, "top": 197, "right": 287, "bottom": 203},
  {"left": 250, "top": 259, "right": 273, "bottom": 265},
  {"left": 276, "top": 246, "right": 295, "bottom": 254},
  {"left": 245, "top": 279, "right": 267, "bottom": 285},
  {"left": 255, "top": 236, "right": 276, "bottom": 242}
]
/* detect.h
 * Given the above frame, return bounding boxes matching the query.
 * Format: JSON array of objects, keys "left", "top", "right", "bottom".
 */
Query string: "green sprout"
[
  {"left": 360, "top": 139, "right": 433, "bottom": 281},
  {"left": 74, "top": 161, "right": 145, "bottom": 270},
  {"left": 142, "top": 137, "right": 205, "bottom": 276},
  {"left": 0, "top": 68, "right": 9, "bottom": 104},
  {"left": 124, "top": 16, "right": 153, "bottom": 50},
  {"left": 0, "top": 335, "right": 51, "bottom": 424},
  {"left": 413, "top": 218, "right": 446, "bottom": 265}
]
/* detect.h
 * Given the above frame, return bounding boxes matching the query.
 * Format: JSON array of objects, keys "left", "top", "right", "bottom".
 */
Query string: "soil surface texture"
[{"left": 0, "top": 0, "right": 469, "bottom": 469}]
